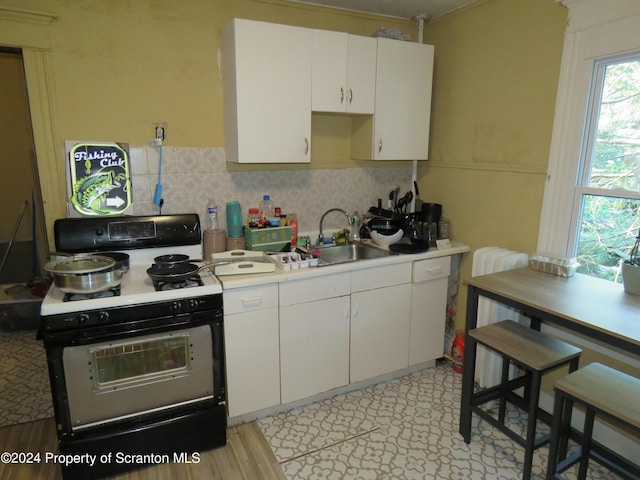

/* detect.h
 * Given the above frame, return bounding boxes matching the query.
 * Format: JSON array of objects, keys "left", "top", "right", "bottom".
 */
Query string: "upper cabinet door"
[
  {"left": 311, "top": 30, "right": 376, "bottom": 114},
  {"left": 372, "top": 38, "right": 434, "bottom": 160},
  {"left": 312, "top": 30, "right": 348, "bottom": 112},
  {"left": 222, "top": 19, "right": 312, "bottom": 163},
  {"left": 346, "top": 35, "right": 377, "bottom": 114}
]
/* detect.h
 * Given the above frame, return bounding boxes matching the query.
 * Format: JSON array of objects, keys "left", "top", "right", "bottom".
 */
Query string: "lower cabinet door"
[
  {"left": 409, "top": 277, "right": 448, "bottom": 365},
  {"left": 225, "top": 307, "right": 280, "bottom": 417},
  {"left": 409, "top": 256, "right": 451, "bottom": 365},
  {"left": 350, "top": 283, "right": 412, "bottom": 382},
  {"left": 280, "top": 296, "right": 350, "bottom": 404}
]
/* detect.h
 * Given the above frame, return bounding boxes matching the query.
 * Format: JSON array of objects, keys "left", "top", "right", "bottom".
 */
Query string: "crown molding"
[
  {"left": 558, "top": 0, "right": 640, "bottom": 32},
  {"left": 0, "top": 6, "right": 56, "bottom": 25}
]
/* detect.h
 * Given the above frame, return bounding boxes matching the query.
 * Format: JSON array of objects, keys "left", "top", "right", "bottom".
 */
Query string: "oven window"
[{"left": 91, "top": 334, "right": 191, "bottom": 388}]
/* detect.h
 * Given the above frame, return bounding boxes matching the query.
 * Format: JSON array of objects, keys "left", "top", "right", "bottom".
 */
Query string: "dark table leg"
[
  {"left": 530, "top": 316, "right": 542, "bottom": 331},
  {"left": 459, "top": 284, "right": 479, "bottom": 442}
]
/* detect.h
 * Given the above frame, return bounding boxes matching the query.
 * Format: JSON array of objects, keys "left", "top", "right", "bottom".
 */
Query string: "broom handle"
[{"left": 0, "top": 200, "right": 29, "bottom": 277}]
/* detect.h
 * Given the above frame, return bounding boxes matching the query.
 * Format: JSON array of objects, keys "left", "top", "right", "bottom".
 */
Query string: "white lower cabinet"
[
  {"left": 279, "top": 273, "right": 350, "bottom": 404},
  {"left": 350, "top": 283, "right": 412, "bottom": 382},
  {"left": 224, "top": 284, "right": 280, "bottom": 417},
  {"left": 409, "top": 256, "right": 451, "bottom": 365},
  {"left": 223, "top": 255, "right": 455, "bottom": 416},
  {"left": 350, "top": 263, "right": 412, "bottom": 382},
  {"left": 280, "top": 296, "right": 350, "bottom": 403}
]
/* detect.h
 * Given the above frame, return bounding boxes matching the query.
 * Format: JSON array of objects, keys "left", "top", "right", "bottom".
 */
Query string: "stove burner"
[
  {"left": 153, "top": 274, "right": 204, "bottom": 291},
  {"left": 63, "top": 285, "right": 121, "bottom": 302}
]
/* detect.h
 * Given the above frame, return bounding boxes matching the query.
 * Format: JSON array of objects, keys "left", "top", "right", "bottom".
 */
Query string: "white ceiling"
[{"left": 288, "top": 0, "right": 477, "bottom": 20}]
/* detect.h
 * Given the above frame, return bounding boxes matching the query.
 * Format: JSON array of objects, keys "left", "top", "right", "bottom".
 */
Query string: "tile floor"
[
  {"left": 258, "top": 363, "right": 623, "bottom": 480},
  {"left": 0, "top": 330, "right": 52, "bottom": 428},
  {"left": 0, "top": 331, "right": 630, "bottom": 480}
]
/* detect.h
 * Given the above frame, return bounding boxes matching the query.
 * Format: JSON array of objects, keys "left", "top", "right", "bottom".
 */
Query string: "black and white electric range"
[{"left": 39, "top": 214, "right": 226, "bottom": 480}]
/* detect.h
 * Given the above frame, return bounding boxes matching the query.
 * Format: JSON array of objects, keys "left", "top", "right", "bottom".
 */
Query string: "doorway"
[
  {"left": 0, "top": 48, "right": 52, "bottom": 428},
  {"left": 0, "top": 48, "right": 47, "bottom": 286}
]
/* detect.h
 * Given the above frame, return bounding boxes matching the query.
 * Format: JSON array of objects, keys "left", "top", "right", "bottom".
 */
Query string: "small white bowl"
[{"left": 370, "top": 229, "right": 404, "bottom": 247}]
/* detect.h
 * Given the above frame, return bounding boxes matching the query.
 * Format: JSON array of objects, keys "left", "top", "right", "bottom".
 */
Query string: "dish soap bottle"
[
  {"left": 350, "top": 211, "right": 361, "bottom": 242},
  {"left": 206, "top": 199, "right": 219, "bottom": 230}
]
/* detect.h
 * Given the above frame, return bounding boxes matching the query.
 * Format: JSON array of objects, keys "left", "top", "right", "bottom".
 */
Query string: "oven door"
[{"left": 62, "top": 323, "right": 214, "bottom": 430}]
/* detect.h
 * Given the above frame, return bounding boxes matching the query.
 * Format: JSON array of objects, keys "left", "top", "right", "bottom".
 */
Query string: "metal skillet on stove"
[
  {"left": 147, "top": 254, "right": 215, "bottom": 283},
  {"left": 152, "top": 254, "right": 191, "bottom": 266},
  {"left": 146, "top": 261, "right": 218, "bottom": 283},
  {"left": 44, "top": 254, "right": 125, "bottom": 294},
  {"left": 146, "top": 253, "right": 238, "bottom": 283},
  {"left": 147, "top": 250, "right": 275, "bottom": 281}
]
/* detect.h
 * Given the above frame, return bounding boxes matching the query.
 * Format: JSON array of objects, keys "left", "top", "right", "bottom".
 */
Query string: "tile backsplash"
[{"left": 130, "top": 146, "right": 413, "bottom": 235}]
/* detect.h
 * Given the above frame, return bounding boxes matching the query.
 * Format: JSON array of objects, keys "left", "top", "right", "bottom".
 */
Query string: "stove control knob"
[
  {"left": 170, "top": 301, "right": 182, "bottom": 314},
  {"left": 98, "top": 311, "right": 109, "bottom": 323},
  {"left": 78, "top": 313, "right": 90, "bottom": 325},
  {"left": 188, "top": 299, "right": 199, "bottom": 311}
]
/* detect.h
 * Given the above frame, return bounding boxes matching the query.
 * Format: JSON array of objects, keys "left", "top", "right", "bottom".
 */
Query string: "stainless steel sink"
[{"left": 316, "top": 243, "right": 393, "bottom": 266}]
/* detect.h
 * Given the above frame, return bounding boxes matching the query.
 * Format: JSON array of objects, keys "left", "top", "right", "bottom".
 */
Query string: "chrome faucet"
[{"left": 317, "top": 208, "right": 351, "bottom": 245}]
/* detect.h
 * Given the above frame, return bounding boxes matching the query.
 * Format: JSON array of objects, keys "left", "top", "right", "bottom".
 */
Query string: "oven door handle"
[{"left": 42, "top": 311, "right": 221, "bottom": 347}]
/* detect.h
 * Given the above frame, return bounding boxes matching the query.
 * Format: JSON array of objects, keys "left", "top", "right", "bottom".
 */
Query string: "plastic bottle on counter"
[
  {"left": 259, "top": 195, "right": 274, "bottom": 223},
  {"left": 288, "top": 213, "right": 298, "bottom": 247},
  {"left": 248, "top": 208, "right": 260, "bottom": 228},
  {"left": 451, "top": 332, "right": 465, "bottom": 374},
  {"left": 206, "top": 199, "right": 219, "bottom": 230},
  {"left": 226, "top": 201, "right": 243, "bottom": 238},
  {"left": 350, "top": 211, "right": 361, "bottom": 242}
]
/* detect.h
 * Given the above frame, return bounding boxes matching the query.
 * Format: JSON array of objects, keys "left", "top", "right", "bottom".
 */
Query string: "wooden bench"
[
  {"left": 546, "top": 362, "right": 640, "bottom": 480},
  {"left": 466, "top": 320, "right": 582, "bottom": 480}
]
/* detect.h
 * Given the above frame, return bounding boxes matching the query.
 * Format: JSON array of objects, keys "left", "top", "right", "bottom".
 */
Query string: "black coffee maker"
[{"left": 408, "top": 203, "right": 442, "bottom": 245}]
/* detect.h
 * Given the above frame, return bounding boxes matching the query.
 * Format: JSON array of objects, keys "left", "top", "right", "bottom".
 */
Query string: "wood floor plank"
[{"left": 0, "top": 418, "right": 286, "bottom": 480}]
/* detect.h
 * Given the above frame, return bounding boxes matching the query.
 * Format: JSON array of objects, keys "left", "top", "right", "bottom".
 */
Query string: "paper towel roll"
[
  {"left": 226, "top": 236, "right": 246, "bottom": 251},
  {"left": 203, "top": 229, "right": 227, "bottom": 261}
]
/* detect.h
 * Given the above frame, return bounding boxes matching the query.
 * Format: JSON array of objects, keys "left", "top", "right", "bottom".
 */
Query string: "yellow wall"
[
  {"left": 1, "top": 0, "right": 413, "bottom": 232},
  {"left": 5, "top": 0, "right": 411, "bottom": 147},
  {"left": 422, "top": 0, "right": 568, "bottom": 328},
  {"left": 0, "top": 51, "right": 35, "bottom": 241},
  {"left": 2, "top": 0, "right": 569, "bottom": 323}
]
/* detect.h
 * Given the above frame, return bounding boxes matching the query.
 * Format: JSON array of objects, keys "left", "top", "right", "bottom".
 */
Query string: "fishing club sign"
[{"left": 65, "top": 142, "right": 132, "bottom": 216}]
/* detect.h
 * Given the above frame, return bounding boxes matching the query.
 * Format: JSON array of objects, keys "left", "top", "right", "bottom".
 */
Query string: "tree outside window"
[{"left": 574, "top": 55, "right": 640, "bottom": 281}]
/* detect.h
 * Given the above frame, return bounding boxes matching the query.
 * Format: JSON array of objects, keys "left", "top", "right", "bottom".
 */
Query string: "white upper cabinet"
[
  {"left": 222, "top": 19, "right": 434, "bottom": 163},
  {"left": 311, "top": 30, "right": 376, "bottom": 114},
  {"left": 222, "top": 19, "right": 312, "bottom": 163},
  {"left": 369, "top": 38, "right": 434, "bottom": 161}
]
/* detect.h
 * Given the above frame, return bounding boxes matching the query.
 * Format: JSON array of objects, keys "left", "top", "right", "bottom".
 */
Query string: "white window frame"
[
  {"left": 567, "top": 52, "right": 640, "bottom": 254},
  {"left": 537, "top": 0, "right": 640, "bottom": 256}
]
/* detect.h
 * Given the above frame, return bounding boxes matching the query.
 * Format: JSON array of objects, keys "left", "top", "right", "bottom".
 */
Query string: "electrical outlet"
[{"left": 155, "top": 124, "right": 166, "bottom": 141}]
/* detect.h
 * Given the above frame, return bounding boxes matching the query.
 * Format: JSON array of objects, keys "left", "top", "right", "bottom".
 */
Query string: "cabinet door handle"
[
  {"left": 348, "top": 88, "right": 353, "bottom": 105},
  {"left": 352, "top": 302, "right": 359, "bottom": 318},
  {"left": 344, "top": 302, "right": 350, "bottom": 318},
  {"left": 340, "top": 87, "right": 344, "bottom": 104},
  {"left": 377, "top": 139, "right": 383, "bottom": 153},
  {"left": 426, "top": 266, "right": 443, "bottom": 275},
  {"left": 304, "top": 137, "right": 309, "bottom": 155},
  {"left": 241, "top": 297, "right": 263, "bottom": 307}
]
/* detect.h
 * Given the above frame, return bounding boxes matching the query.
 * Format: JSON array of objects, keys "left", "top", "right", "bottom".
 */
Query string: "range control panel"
[{"left": 54, "top": 214, "right": 202, "bottom": 253}]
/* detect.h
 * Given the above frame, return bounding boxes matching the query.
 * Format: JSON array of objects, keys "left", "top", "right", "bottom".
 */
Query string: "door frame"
[{"left": 1, "top": 6, "right": 65, "bottom": 253}]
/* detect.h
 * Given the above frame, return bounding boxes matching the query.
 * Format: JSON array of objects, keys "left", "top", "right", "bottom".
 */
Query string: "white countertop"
[{"left": 217, "top": 241, "right": 470, "bottom": 289}]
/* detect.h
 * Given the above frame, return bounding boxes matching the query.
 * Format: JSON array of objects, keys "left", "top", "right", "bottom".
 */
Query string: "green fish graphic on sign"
[{"left": 71, "top": 170, "right": 126, "bottom": 215}]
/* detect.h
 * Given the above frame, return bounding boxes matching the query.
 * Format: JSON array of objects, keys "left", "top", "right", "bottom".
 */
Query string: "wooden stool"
[
  {"left": 546, "top": 362, "right": 640, "bottom": 480},
  {"left": 466, "top": 320, "right": 581, "bottom": 480}
]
